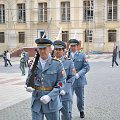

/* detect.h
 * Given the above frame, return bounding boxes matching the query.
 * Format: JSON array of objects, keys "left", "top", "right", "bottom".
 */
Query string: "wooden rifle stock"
[{"left": 26, "top": 51, "right": 40, "bottom": 88}]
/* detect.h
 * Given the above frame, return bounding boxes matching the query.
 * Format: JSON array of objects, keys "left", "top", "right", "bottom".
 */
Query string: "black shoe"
[{"left": 80, "top": 111, "right": 85, "bottom": 118}]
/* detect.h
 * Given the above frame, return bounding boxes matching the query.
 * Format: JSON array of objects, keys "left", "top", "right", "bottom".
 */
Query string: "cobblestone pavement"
[{"left": 0, "top": 55, "right": 120, "bottom": 120}]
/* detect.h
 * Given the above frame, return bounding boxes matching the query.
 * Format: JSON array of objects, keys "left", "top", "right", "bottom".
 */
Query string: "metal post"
[
  {"left": 86, "top": 0, "right": 92, "bottom": 55},
  {"left": 86, "top": 1, "right": 88, "bottom": 54},
  {"left": 6, "top": 0, "right": 9, "bottom": 49},
  {"left": 112, "top": 0, "right": 113, "bottom": 20},
  {"left": 30, "top": 0, "right": 32, "bottom": 47}
]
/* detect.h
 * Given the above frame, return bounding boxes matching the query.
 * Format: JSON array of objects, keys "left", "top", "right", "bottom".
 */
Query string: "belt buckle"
[{"left": 41, "top": 86, "right": 45, "bottom": 91}]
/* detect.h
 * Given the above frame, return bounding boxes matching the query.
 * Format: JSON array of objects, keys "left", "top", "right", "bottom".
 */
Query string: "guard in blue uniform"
[
  {"left": 25, "top": 38, "right": 66, "bottom": 120},
  {"left": 53, "top": 40, "right": 76, "bottom": 120},
  {"left": 68, "top": 39, "right": 90, "bottom": 118}
]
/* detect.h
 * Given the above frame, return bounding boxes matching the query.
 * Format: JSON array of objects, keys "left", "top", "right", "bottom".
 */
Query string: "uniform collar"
[
  {"left": 60, "top": 56, "right": 65, "bottom": 62},
  {"left": 54, "top": 56, "right": 65, "bottom": 62},
  {"left": 38, "top": 55, "right": 52, "bottom": 71}
]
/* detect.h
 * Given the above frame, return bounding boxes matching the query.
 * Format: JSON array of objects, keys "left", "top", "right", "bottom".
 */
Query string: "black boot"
[{"left": 80, "top": 111, "right": 85, "bottom": 118}]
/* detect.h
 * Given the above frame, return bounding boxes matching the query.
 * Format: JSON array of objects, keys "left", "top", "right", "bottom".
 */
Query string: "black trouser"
[
  {"left": 112, "top": 57, "right": 119, "bottom": 67},
  {"left": 119, "top": 51, "right": 120, "bottom": 58},
  {"left": 3, "top": 58, "right": 8, "bottom": 66},
  {"left": 7, "top": 59, "right": 12, "bottom": 66}
]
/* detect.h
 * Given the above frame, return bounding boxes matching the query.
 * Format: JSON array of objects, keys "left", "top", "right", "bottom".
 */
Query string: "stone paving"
[
  {"left": 0, "top": 57, "right": 31, "bottom": 110},
  {"left": 0, "top": 55, "right": 120, "bottom": 120}
]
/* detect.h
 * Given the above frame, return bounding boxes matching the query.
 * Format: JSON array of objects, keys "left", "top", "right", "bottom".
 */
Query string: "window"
[
  {"left": 17, "top": 4, "right": 26, "bottom": 23},
  {"left": 108, "top": 30, "right": 116, "bottom": 42},
  {"left": 62, "top": 31, "right": 69, "bottom": 42},
  {"left": 61, "top": 2, "right": 70, "bottom": 22},
  {"left": 19, "top": 32, "right": 25, "bottom": 43},
  {"left": 107, "top": 0, "right": 117, "bottom": 21},
  {"left": 0, "top": 32, "right": 4, "bottom": 43},
  {"left": 40, "top": 31, "right": 46, "bottom": 38},
  {"left": 37, "top": 30, "right": 46, "bottom": 38},
  {"left": 83, "top": 0, "right": 93, "bottom": 21},
  {"left": 0, "top": 4, "right": 5, "bottom": 24},
  {"left": 85, "top": 30, "right": 93, "bottom": 42},
  {"left": 40, "top": 31, "right": 44, "bottom": 38},
  {"left": 38, "top": 3, "right": 47, "bottom": 22}
]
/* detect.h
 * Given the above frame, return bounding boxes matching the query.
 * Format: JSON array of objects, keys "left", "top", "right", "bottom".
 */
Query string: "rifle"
[
  {"left": 67, "top": 48, "right": 71, "bottom": 58},
  {"left": 26, "top": 50, "right": 40, "bottom": 88}
]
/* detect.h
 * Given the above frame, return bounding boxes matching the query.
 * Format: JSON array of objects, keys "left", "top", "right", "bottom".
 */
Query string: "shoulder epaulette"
[
  {"left": 78, "top": 51, "right": 84, "bottom": 54},
  {"left": 65, "top": 57, "right": 71, "bottom": 60},
  {"left": 52, "top": 58, "right": 61, "bottom": 62}
]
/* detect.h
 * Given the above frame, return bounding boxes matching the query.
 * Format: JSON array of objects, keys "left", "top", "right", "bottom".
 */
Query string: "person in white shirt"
[{"left": 6, "top": 50, "right": 12, "bottom": 66}]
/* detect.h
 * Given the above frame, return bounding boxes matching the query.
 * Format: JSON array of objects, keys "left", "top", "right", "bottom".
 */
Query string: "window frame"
[
  {"left": 61, "top": 2, "right": 70, "bottom": 22},
  {"left": 19, "top": 32, "right": 25, "bottom": 43},
  {"left": 83, "top": 0, "right": 94, "bottom": 21},
  {"left": 62, "top": 31, "right": 69, "bottom": 42},
  {"left": 38, "top": 2, "right": 47, "bottom": 22},
  {"left": 0, "top": 32, "right": 5, "bottom": 43},
  {"left": 37, "top": 30, "right": 46, "bottom": 38},
  {"left": 17, "top": 3, "right": 26, "bottom": 23},
  {"left": 85, "top": 29, "right": 93, "bottom": 42},
  {"left": 107, "top": 0, "right": 117, "bottom": 21},
  {"left": 0, "top": 4, "right": 5, "bottom": 24},
  {"left": 108, "top": 30, "right": 116, "bottom": 42}
]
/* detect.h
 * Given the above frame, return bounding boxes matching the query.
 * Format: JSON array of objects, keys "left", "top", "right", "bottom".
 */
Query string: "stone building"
[{"left": 0, "top": 0, "right": 120, "bottom": 55}]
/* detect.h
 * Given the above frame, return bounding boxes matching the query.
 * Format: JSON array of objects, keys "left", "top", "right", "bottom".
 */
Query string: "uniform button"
[
  {"left": 42, "top": 74, "right": 44, "bottom": 77},
  {"left": 41, "top": 82, "right": 44, "bottom": 84},
  {"left": 41, "top": 77, "right": 43, "bottom": 80}
]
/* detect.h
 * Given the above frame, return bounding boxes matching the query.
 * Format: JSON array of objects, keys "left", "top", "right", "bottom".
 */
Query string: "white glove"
[
  {"left": 25, "top": 85, "right": 34, "bottom": 93},
  {"left": 75, "top": 73, "right": 79, "bottom": 79},
  {"left": 40, "top": 95, "right": 51, "bottom": 104},
  {"left": 60, "top": 90, "right": 66, "bottom": 95}
]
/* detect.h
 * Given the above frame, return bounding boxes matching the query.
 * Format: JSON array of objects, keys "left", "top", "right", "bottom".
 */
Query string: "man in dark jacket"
[
  {"left": 3, "top": 51, "right": 8, "bottom": 67},
  {"left": 112, "top": 46, "right": 119, "bottom": 67}
]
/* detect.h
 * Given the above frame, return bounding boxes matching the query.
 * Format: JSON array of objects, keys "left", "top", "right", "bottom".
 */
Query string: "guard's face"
[
  {"left": 38, "top": 47, "right": 50, "bottom": 60},
  {"left": 70, "top": 44, "right": 78, "bottom": 52},
  {"left": 54, "top": 48, "right": 64, "bottom": 58}
]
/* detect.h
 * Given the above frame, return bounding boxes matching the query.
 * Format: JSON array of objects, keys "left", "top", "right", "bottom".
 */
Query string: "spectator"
[
  {"left": 118, "top": 44, "right": 120, "bottom": 59},
  {"left": 6, "top": 50, "right": 12, "bottom": 66},
  {"left": 111, "top": 46, "right": 119, "bottom": 67},
  {"left": 2, "top": 51, "right": 8, "bottom": 67}
]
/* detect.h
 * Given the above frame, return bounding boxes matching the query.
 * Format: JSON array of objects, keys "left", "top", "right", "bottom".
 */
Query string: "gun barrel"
[{"left": 26, "top": 51, "right": 40, "bottom": 88}]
